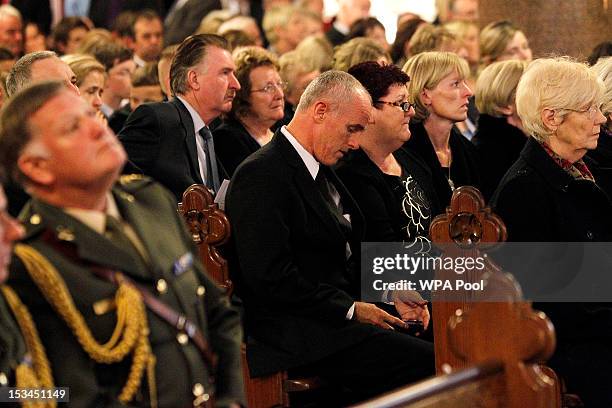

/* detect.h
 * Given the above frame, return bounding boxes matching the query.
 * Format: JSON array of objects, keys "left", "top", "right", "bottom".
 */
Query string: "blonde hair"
[
  {"left": 61, "top": 53, "right": 105, "bottom": 87},
  {"left": 516, "top": 57, "right": 604, "bottom": 141},
  {"left": 279, "top": 50, "right": 319, "bottom": 94},
  {"left": 408, "top": 24, "right": 458, "bottom": 57},
  {"left": 196, "top": 9, "right": 235, "bottom": 35},
  {"left": 232, "top": 46, "right": 279, "bottom": 117},
  {"left": 476, "top": 59, "right": 527, "bottom": 116},
  {"left": 332, "top": 37, "right": 390, "bottom": 72},
  {"left": 402, "top": 51, "right": 470, "bottom": 122},
  {"left": 444, "top": 20, "right": 478, "bottom": 41},
  {"left": 591, "top": 57, "right": 612, "bottom": 120},
  {"left": 295, "top": 34, "right": 333, "bottom": 72},
  {"left": 479, "top": 20, "right": 519, "bottom": 66},
  {"left": 262, "top": 5, "right": 293, "bottom": 46}
]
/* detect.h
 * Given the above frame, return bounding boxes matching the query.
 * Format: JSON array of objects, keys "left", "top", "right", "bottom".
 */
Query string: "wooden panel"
[{"left": 480, "top": 0, "right": 611, "bottom": 60}]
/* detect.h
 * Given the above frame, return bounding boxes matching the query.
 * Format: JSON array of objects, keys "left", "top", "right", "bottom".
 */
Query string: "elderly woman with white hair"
[
  {"left": 402, "top": 51, "right": 481, "bottom": 208},
  {"left": 472, "top": 59, "right": 528, "bottom": 199},
  {"left": 491, "top": 57, "right": 610, "bottom": 407}
]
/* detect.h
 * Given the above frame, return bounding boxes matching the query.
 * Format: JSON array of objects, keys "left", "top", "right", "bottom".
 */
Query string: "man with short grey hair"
[
  {"left": 6, "top": 51, "right": 79, "bottom": 97},
  {"left": 226, "top": 70, "right": 434, "bottom": 405},
  {"left": 0, "top": 5, "right": 23, "bottom": 57}
]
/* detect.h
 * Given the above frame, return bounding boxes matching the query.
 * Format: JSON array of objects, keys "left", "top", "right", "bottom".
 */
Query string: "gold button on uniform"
[
  {"left": 196, "top": 285, "right": 205, "bottom": 297},
  {"left": 29, "top": 214, "right": 41, "bottom": 225},
  {"left": 177, "top": 332, "right": 189, "bottom": 345},
  {"left": 192, "top": 383, "right": 204, "bottom": 396},
  {"left": 156, "top": 279, "right": 168, "bottom": 294}
]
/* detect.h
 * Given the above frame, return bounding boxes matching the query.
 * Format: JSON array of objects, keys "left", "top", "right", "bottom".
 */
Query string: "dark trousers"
[{"left": 290, "top": 329, "right": 434, "bottom": 406}]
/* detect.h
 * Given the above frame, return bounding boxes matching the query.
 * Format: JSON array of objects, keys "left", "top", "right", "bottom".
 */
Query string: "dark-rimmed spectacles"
[{"left": 375, "top": 100, "right": 414, "bottom": 112}]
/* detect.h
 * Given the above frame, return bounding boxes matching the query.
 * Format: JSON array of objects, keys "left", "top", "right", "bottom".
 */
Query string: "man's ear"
[
  {"left": 186, "top": 69, "right": 200, "bottom": 91},
  {"left": 17, "top": 154, "right": 54, "bottom": 186},
  {"left": 313, "top": 101, "right": 328, "bottom": 123},
  {"left": 541, "top": 108, "right": 558, "bottom": 132}
]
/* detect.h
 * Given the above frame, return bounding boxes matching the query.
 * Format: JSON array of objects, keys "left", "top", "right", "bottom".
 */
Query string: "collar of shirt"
[
  {"left": 333, "top": 20, "right": 350, "bottom": 35},
  {"left": 176, "top": 95, "right": 207, "bottom": 134},
  {"left": 64, "top": 193, "right": 120, "bottom": 235},
  {"left": 133, "top": 54, "right": 146, "bottom": 68},
  {"left": 280, "top": 125, "right": 320, "bottom": 180}
]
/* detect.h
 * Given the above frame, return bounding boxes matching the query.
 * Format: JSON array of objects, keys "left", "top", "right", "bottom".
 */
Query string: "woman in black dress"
[
  {"left": 402, "top": 51, "right": 481, "bottom": 207},
  {"left": 336, "top": 61, "right": 440, "bottom": 251},
  {"left": 213, "top": 46, "right": 285, "bottom": 176},
  {"left": 472, "top": 59, "right": 528, "bottom": 199}
]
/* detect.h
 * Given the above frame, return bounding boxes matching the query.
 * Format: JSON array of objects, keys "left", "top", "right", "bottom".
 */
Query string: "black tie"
[
  {"left": 316, "top": 166, "right": 350, "bottom": 230},
  {"left": 199, "top": 127, "right": 220, "bottom": 193}
]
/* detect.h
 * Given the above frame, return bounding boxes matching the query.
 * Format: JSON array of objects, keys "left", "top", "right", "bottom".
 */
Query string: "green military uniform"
[
  {"left": 0, "top": 292, "right": 26, "bottom": 386},
  {"left": 7, "top": 176, "right": 245, "bottom": 408}
]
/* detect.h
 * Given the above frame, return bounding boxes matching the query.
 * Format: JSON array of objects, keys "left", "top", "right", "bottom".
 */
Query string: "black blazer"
[
  {"left": 118, "top": 98, "right": 227, "bottom": 201},
  {"left": 404, "top": 121, "right": 481, "bottom": 208},
  {"left": 336, "top": 147, "right": 441, "bottom": 243},
  {"left": 586, "top": 127, "right": 612, "bottom": 199},
  {"left": 163, "top": 0, "right": 221, "bottom": 46},
  {"left": 325, "top": 24, "right": 346, "bottom": 46},
  {"left": 226, "top": 131, "right": 385, "bottom": 376},
  {"left": 213, "top": 117, "right": 261, "bottom": 177},
  {"left": 472, "top": 114, "right": 527, "bottom": 200}
]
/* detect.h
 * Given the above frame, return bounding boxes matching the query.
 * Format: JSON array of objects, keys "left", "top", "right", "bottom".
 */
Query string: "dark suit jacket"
[
  {"left": 163, "top": 0, "right": 221, "bottom": 46},
  {"left": 213, "top": 117, "right": 260, "bottom": 177},
  {"left": 8, "top": 178, "right": 244, "bottom": 407},
  {"left": 88, "top": 0, "right": 166, "bottom": 29},
  {"left": 226, "top": 131, "right": 383, "bottom": 376},
  {"left": 325, "top": 24, "right": 346, "bottom": 46},
  {"left": 118, "top": 98, "right": 227, "bottom": 201}
]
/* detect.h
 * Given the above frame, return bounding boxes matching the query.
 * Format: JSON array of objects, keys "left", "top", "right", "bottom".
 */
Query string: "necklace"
[{"left": 446, "top": 152, "right": 455, "bottom": 191}]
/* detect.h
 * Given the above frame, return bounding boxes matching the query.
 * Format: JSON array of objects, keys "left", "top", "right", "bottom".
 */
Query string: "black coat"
[
  {"left": 404, "top": 121, "right": 481, "bottom": 208},
  {"left": 226, "top": 131, "right": 385, "bottom": 376},
  {"left": 335, "top": 147, "right": 441, "bottom": 243},
  {"left": 472, "top": 114, "right": 527, "bottom": 200},
  {"left": 491, "top": 137, "right": 612, "bottom": 243},
  {"left": 118, "top": 98, "right": 228, "bottom": 201},
  {"left": 213, "top": 117, "right": 260, "bottom": 177},
  {"left": 490, "top": 137, "right": 612, "bottom": 406}
]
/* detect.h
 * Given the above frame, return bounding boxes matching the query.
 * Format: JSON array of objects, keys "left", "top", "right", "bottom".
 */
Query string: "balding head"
[{"left": 6, "top": 51, "right": 79, "bottom": 97}]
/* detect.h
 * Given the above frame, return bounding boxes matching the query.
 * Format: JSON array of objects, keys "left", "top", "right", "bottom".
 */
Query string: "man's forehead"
[{"left": 31, "top": 58, "right": 67, "bottom": 77}]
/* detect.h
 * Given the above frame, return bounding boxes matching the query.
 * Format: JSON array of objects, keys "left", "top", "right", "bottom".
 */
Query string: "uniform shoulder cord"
[
  {"left": 1, "top": 284, "right": 55, "bottom": 408},
  {"left": 13, "top": 244, "right": 158, "bottom": 408}
]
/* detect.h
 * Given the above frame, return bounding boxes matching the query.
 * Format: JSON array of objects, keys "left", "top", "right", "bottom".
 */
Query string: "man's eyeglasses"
[
  {"left": 375, "top": 100, "right": 414, "bottom": 112},
  {"left": 561, "top": 104, "right": 603, "bottom": 121},
  {"left": 251, "top": 81, "right": 286, "bottom": 94}
]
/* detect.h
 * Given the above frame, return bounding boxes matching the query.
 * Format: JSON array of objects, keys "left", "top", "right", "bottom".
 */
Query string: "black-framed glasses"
[
  {"left": 251, "top": 81, "right": 287, "bottom": 94},
  {"left": 375, "top": 100, "right": 414, "bottom": 112}
]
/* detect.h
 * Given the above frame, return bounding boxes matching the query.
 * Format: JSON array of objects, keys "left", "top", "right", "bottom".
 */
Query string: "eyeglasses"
[
  {"left": 251, "top": 81, "right": 286, "bottom": 94},
  {"left": 561, "top": 104, "right": 603, "bottom": 121},
  {"left": 375, "top": 100, "right": 414, "bottom": 112}
]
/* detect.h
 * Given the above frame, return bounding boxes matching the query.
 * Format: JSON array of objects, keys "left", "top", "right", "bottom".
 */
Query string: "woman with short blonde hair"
[
  {"left": 402, "top": 51, "right": 480, "bottom": 207},
  {"left": 472, "top": 60, "right": 528, "bottom": 198},
  {"left": 479, "top": 20, "right": 532, "bottom": 68},
  {"left": 61, "top": 53, "right": 106, "bottom": 116},
  {"left": 332, "top": 37, "right": 390, "bottom": 72}
]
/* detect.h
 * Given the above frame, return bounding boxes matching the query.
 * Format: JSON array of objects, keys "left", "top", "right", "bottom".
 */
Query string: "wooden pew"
[
  {"left": 178, "top": 184, "right": 320, "bottom": 408},
  {"left": 180, "top": 184, "right": 566, "bottom": 408},
  {"left": 352, "top": 188, "right": 559, "bottom": 407}
]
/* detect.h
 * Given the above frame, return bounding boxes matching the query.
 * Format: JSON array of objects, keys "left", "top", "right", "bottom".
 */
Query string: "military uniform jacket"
[{"left": 8, "top": 178, "right": 244, "bottom": 407}]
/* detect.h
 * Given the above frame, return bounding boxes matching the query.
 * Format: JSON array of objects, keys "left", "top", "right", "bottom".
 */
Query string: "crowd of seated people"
[{"left": 0, "top": 0, "right": 610, "bottom": 406}]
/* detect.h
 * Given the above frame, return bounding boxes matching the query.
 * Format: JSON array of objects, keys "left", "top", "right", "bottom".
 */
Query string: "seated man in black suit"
[
  {"left": 226, "top": 70, "right": 434, "bottom": 405},
  {"left": 119, "top": 34, "right": 240, "bottom": 201}
]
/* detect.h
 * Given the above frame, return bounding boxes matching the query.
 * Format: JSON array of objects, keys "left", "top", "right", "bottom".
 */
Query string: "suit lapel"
[
  {"left": 29, "top": 199, "right": 149, "bottom": 279},
  {"left": 172, "top": 98, "right": 203, "bottom": 184},
  {"left": 274, "top": 133, "right": 349, "bottom": 239}
]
